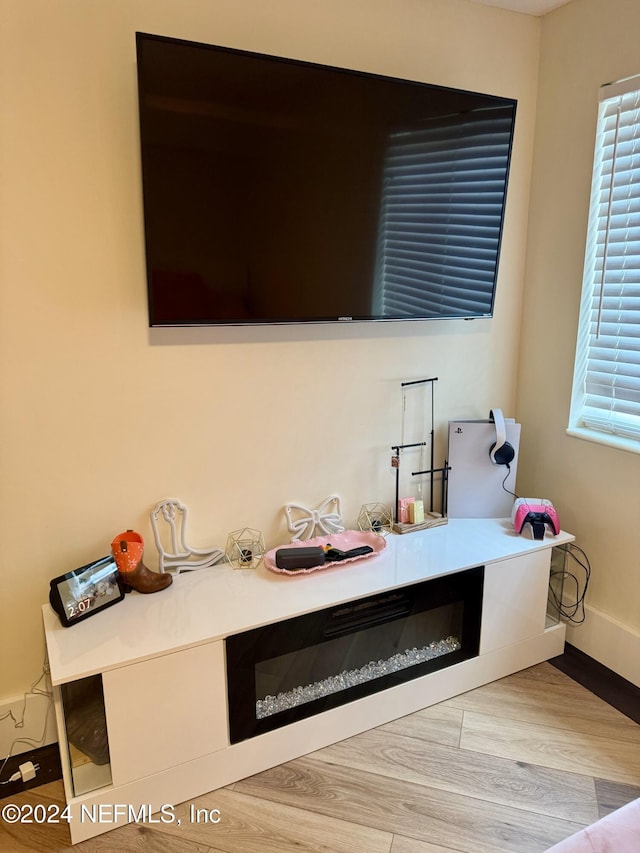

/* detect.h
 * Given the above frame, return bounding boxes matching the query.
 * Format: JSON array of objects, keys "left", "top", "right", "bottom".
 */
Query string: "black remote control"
[{"left": 324, "top": 545, "right": 374, "bottom": 562}]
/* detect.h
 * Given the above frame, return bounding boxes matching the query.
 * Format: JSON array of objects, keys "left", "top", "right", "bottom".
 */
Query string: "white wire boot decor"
[
  {"left": 285, "top": 495, "right": 345, "bottom": 542},
  {"left": 150, "top": 499, "right": 225, "bottom": 574},
  {"left": 225, "top": 528, "right": 266, "bottom": 569},
  {"left": 358, "top": 503, "right": 394, "bottom": 537}
]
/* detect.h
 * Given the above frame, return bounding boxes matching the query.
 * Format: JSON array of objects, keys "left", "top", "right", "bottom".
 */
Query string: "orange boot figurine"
[{"left": 111, "top": 530, "right": 173, "bottom": 594}]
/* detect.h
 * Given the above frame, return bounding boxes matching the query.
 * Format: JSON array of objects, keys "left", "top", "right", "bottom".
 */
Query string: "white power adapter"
[
  {"left": 4, "top": 760, "right": 39, "bottom": 785},
  {"left": 19, "top": 761, "right": 38, "bottom": 782}
]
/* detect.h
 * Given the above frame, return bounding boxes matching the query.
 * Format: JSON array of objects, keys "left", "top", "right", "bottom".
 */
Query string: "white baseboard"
[
  {"left": 0, "top": 691, "right": 57, "bottom": 760},
  {"left": 565, "top": 604, "right": 640, "bottom": 688}
]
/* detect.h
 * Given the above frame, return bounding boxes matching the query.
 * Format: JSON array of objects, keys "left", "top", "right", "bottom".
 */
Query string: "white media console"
[{"left": 42, "top": 518, "right": 573, "bottom": 844}]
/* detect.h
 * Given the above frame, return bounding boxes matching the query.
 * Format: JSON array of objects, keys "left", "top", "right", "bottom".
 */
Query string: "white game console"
[{"left": 447, "top": 409, "right": 521, "bottom": 518}]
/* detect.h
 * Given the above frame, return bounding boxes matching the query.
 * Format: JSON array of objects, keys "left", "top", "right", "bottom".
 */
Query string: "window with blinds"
[
  {"left": 372, "top": 105, "right": 515, "bottom": 318},
  {"left": 569, "top": 75, "right": 640, "bottom": 446}
]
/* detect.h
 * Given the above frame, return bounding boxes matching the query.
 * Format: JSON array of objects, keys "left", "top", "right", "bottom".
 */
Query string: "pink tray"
[{"left": 264, "top": 530, "right": 386, "bottom": 575}]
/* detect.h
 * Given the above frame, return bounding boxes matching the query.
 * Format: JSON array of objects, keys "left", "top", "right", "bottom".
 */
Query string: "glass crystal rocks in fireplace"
[
  {"left": 255, "top": 635, "right": 462, "bottom": 720},
  {"left": 226, "top": 567, "right": 483, "bottom": 743}
]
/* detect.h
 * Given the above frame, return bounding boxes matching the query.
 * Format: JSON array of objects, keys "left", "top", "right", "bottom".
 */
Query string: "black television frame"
[{"left": 135, "top": 32, "right": 517, "bottom": 328}]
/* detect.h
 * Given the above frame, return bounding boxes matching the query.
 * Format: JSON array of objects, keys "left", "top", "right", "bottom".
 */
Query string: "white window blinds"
[
  {"left": 372, "top": 106, "right": 514, "bottom": 318},
  {"left": 569, "top": 75, "right": 640, "bottom": 443}
]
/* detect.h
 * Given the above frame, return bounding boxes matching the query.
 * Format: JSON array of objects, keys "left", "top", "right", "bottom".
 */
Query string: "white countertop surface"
[{"left": 42, "top": 518, "right": 573, "bottom": 685}]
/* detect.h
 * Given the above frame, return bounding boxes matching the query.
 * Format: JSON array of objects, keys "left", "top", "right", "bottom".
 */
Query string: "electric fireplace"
[{"left": 226, "top": 566, "right": 483, "bottom": 743}]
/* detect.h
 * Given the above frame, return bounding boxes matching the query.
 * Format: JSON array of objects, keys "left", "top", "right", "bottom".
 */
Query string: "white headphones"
[{"left": 489, "top": 408, "right": 515, "bottom": 466}]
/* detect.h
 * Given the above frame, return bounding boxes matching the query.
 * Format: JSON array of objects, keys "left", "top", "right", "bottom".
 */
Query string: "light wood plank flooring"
[{"left": 2, "top": 662, "right": 640, "bottom": 853}]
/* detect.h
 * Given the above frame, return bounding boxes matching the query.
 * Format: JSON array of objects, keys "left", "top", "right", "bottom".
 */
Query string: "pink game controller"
[{"left": 512, "top": 498, "right": 559, "bottom": 540}]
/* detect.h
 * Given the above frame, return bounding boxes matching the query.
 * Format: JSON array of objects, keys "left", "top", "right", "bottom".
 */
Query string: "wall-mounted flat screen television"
[{"left": 135, "top": 32, "right": 517, "bottom": 327}]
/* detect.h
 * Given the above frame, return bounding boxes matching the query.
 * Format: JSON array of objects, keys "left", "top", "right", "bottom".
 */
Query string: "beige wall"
[
  {"left": 516, "top": 0, "right": 640, "bottom": 681},
  {"left": 0, "top": 0, "right": 539, "bottom": 700}
]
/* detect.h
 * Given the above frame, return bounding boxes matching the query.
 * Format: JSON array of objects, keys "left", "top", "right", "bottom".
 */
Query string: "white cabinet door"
[
  {"left": 479, "top": 550, "right": 551, "bottom": 655},
  {"left": 103, "top": 641, "right": 227, "bottom": 787}
]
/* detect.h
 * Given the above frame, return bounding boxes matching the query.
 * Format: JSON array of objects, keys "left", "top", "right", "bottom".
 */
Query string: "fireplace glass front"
[{"left": 226, "top": 566, "right": 483, "bottom": 743}]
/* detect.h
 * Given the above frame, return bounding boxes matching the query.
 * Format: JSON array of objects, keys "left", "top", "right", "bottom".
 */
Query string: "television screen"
[{"left": 135, "top": 33, "right": 517, "bottom": 327}]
